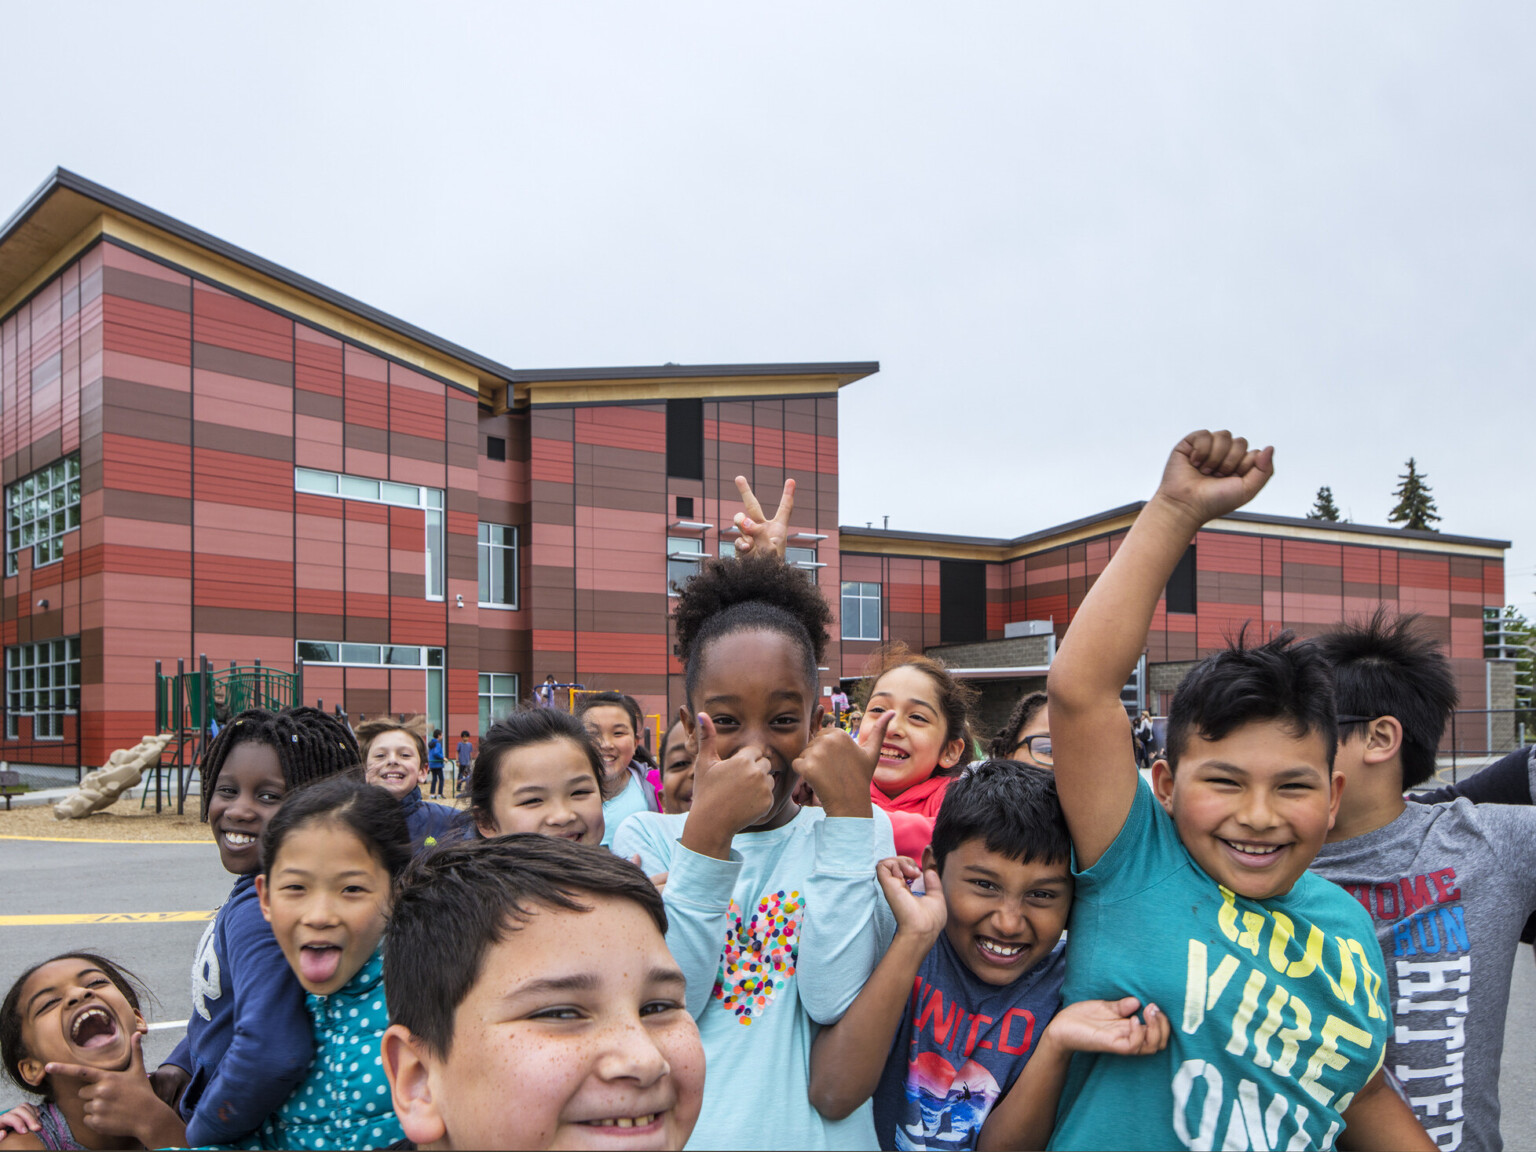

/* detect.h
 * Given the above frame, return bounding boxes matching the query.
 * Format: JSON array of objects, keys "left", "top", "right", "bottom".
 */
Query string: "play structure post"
[{"left": 295, "top": 656, "right": 305, "bottom": 709}]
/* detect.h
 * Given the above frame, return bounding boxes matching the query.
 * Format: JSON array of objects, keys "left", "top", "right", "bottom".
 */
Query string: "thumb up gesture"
[
  {"left": 678, "top": 713, "right": 780, "bottom": 861},
  {"left": 793, "top": 708, "right": 894, "bottom": 819}
]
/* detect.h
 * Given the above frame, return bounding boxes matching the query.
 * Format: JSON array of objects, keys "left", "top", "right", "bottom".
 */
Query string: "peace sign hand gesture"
[{"left": 731, "top": 475, "right": 795, "bottom": 560}]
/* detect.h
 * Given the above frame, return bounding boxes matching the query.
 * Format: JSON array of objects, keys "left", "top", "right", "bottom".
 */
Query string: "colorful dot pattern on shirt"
[
  {"left": 246, "top": 947, "right": 404, "bottom": 1150},
  {"left": 712, "top": 889, "right": 804, "bottom": 1026}
]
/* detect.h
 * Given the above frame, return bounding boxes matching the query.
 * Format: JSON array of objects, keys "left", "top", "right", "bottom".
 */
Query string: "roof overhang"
[{"left": 505, "top": 361, "right": 878, "bottom": 409}]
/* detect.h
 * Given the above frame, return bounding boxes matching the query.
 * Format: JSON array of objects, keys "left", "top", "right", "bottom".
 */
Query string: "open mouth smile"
[
  {"left": 878, "top": 745, "right": 909, "bottom": 764},
  {"left": 219, "top": 829, "right": 258, "bottom": 850},
  {"left": 1219, "top": 838, "right": 1289, "bottom": 866},
  {"left": 975, "top": 935, "right": 1029, "bottom": 966},
  {"left": 68, "top": 1005, "right": 120, "bottom": 1050}
]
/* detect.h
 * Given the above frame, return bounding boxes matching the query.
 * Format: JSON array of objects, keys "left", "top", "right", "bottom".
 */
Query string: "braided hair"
[
  {"left": 199, "top": 706, "right": 361, "bottom": 820},
  {"left": 672, "top": 554, "right": 833, "bottom": 707}
]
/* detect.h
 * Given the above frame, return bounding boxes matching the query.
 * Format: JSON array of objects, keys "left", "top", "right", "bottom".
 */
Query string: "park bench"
[{"left": 0, "top": 770, "right": 23, "bottom": 810}]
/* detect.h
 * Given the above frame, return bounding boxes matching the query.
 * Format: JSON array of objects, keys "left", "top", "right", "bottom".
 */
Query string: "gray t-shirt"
[{"left": 1312, "top": 777, "right": 1536, "bottom": 1152}]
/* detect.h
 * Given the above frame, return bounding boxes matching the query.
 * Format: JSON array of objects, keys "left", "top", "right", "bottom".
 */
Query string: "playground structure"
[
  {"left": 556, "top": 684, "right": 662, "bottom": 754},
  {"left": 53, "top": 732, "right": 174, "bottom": 819},
  {"left": 147, "top": 655, "right": 306, "bottom": 815}
]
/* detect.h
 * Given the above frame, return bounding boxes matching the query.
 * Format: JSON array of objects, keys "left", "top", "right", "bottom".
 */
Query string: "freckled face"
[{"left": 415, "top": 898, "right": 705, "bottom": 1150}]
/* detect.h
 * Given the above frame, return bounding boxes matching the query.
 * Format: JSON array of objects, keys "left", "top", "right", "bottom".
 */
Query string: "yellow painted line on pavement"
[
  {"left": 0, "top": 911, "right": 214, "bottom": 926},
  {"left": 0, "top": 834, "right": 205, "bottom": 845}
]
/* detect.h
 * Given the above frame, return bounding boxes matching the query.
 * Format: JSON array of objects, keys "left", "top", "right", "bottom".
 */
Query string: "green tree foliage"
[
  {"left": 1387, "top": 457, "right": 1441, "bottom": 531},
  {"left": 1307, "top": 486, "right": 1341, "bottom": 522}
]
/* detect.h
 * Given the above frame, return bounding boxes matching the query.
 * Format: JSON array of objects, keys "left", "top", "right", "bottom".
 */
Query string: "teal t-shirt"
[
  {"left": 1051, "top": 779, "right": 1390, "bottom": 1151},
  {"left": 600, "top": 766, "right": 652, "bottom": 848}
]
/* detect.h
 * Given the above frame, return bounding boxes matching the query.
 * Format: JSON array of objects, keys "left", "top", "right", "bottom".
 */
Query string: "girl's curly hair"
[{"left": 672, "top": 554, "right": 832, "bottom": 706}]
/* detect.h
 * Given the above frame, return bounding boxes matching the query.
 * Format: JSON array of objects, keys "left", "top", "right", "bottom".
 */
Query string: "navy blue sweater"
[
  {"left": 399, "top": 786, "right": 466, "bottom": 850},
  {"left": 166, "top": 873, "right": 312, "bottom": 1146}
]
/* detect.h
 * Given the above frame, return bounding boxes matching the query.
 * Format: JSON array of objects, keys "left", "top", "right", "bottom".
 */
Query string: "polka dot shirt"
[{"left": 234, "top": 947, "right": 404, "bottom": 1150}]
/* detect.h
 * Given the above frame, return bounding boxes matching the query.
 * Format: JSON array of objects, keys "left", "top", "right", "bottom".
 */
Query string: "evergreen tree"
[
  {"left": 1307, "top": 486, "right": 1341, "bottom": 522},
  {"left": 1387, "top": 457, "right": 1441, "bottom": 531}
]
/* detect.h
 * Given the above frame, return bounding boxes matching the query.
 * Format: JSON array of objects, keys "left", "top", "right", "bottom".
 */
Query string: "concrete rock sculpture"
[{"left": 53, "top": 733, "right": 174, "bottom": 819}]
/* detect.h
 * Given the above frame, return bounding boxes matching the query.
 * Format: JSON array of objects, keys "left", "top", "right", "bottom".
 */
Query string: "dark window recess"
[
  {"left": 666, "top": 399, "right": 704, "bottom": 480},
  {"left": 486, "top": 436, "right": 506, "bottom": 462},
  {"left": 676, "top": 496, "right": 695, "bottom": 519},
  {"left": 939, "top": 560, "right": 987, "bottom": 644},
  {"left": 1165, "top": 544, "right": 1197, "bottom": 614}
]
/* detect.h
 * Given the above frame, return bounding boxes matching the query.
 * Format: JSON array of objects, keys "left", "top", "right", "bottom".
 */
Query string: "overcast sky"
[{"left": 4, "top": 3, "right": 1532, "bottom": 615}]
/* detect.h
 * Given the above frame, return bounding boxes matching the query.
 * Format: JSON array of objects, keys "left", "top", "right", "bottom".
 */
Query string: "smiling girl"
[
  {"left": 857, "top": 646, "right": 980, "bottom": 859},
  {"left": 468, "top": 708, "right": 610, "bottom": 845},
  {"left": 574, "top": 692, "right": 659, "bottom": 846},
  {"left": 613, "top": 554, "right": 900, "bottom": 1150},
  {"left": 0, "top": 954, "right": 184, "bottom": 1150},
  {"left": 249, "top": 775, "right": 412, "bottom": 1149},
  {"left": 163, "top": 707, "right": 360, "bottom": 1147}
]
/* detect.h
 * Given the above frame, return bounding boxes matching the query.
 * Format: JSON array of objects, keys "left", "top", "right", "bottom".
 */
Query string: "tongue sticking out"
[{"left": 299, "top": 945, "right": 343, "bottom": 985}]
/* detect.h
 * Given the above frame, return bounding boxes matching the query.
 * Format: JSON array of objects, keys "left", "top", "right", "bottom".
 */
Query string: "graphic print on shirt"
[
  {"left": 1341, "top": 867, "right": 1468, "bottom": 1151},
  {"left": 191, "top": 916, "right": 221, "bottom": 1021},
  {"left": 1174, "top": 886, "right": 1388, "bottom": 1151},
  {"left": 712, "top": 889, "right": 802, "bottom": 1025}
]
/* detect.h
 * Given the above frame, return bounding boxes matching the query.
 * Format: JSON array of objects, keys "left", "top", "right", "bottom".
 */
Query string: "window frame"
[
  {"left": 477, "top": 523, "right": 519, "bottom": 610},
  {"left": 5, "top": 456, "right": 81, "bottom": 577},
  {"left": 5, "top": 636, "right": 81, "bottom": 741},
  {"left": 841, "top": 581, "right": 883, "bottom": 642},
  {"left": 294, "top": 468, "right": 445, "bottom": 601},
  {"left": 479, "top": 672, "right": 520, "bottom": 734}
]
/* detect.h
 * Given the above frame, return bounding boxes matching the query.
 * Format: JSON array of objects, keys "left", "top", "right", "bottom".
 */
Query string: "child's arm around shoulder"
[
  {"left": 977, "top": 996, "right": 1170, "bottom": 1152},
  {"left": 1338, "top": 1069, "right": 1436, "bottom": 1151},
  {"left": 808, "top": 857, "right": 945, "bottom": 1120},
  {"left": 1048, "top": 431, "right": 1273, "bottom": 869}
]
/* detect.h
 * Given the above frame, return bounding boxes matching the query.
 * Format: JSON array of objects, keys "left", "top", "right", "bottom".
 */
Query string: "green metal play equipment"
[{"left": 149, "top": 655, "right": 305, "bottom": 814}]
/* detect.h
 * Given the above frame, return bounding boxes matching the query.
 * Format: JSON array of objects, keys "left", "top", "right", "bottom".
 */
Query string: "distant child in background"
[
  {"left": 658, "top": 719, "right": 694, "bottom": 814},
  {"left": 614, "top": 554, "right": 900, "bottom": 1150},
  {"left": 357, "top": 716, "right": 464, "bottom": 851},
  {"left": 0, "top": 953, "right": 186, "bottom": 1150},
  {"left": 381, "top": 835, "right": 706, "bottom": 1151},
  {"left": 987, "top": 691, "right": 1050, "bottom": 766},
  {"left": 248, "top": 775, "right": 411, "bottom": 1150},
  {"left": 809, "top": 761, "right": 1167, "bottom": 1151},
  {"left": 1046, "top": 430, "right": 1429, "bottom": 1150},
  {"left": 467, "top": 709, "right": 608, "bottom": 846},
  {"left": 426, "top": 729, "right": 446, "bottom": 799},
  {"left": 857, "top": 645, "right": 979, "bottom": 859},
  {"left": 166, "top": 707, "right": 360, "bottom": 1147},
  {"left": 575, "top": 691, "right": 659, "bottom": 847},
  {"left": 1309, "top": 612, "right": 1536, "bottom": 1152},
  {"left": 453, "top": 731, "right": 473, "bottom": 794}
]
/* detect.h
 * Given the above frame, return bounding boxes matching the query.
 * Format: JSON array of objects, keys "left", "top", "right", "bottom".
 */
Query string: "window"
[
  {"left": 478, "top": 524, "right": 518, "bottom": 608},
  {"left": 675, "top": 496, "right": 695, "bottom": 519},
  {"left": 6, "top": 637, "right": 80, "bottom": 740},
  {"left": 295, "top": 468, "right": 444, "bottom": 600},
  {"left": 786, "top": 546, "right": 819, "bottom": 570},
  {"left": 479, "top": 673, "right": 520, "bottom": 734},
  {"left": 296, "top": 641, "right": 443, "bottom": 669},
  {"left": 719, "top": 540, "right": 737, "bottom": 559},
  {"left": 6, "top": 456, "right": 80, "bottom": 576},
  {"left": 486, "top": 436, "right": 506, "bottom": 462},
  {"left": 939, "top": 560, "right": 987, "bottom": 644},
  {"left": 667, "top": 535, "right": 707, "bottom": 593},
  {"left": 841, "top": 582, "right": 882, "bottom": 641},
  {"left": 666, "top": 399, "right": 704, "bottom": 480},
  {"left": 1165, "top": 544, "right": 1196, "bottom": 614}
]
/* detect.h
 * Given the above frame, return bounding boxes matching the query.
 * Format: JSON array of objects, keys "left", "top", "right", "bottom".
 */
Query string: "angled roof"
[{"left": 0, "top": 168, "right": 877, "bottom": 407}]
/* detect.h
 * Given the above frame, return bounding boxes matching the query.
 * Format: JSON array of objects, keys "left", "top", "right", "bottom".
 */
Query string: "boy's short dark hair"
[
  {"left": 1311, "top": 609, "right": 1458, "bottom": 790},
  {"left": 1165, "top": 629, "right": 1337, "bottom": 772},
  {"left": 930, "top": 759, "right": 1070, "bottom": 872},
  {"left": 384, "top": 834, "right": 666, "bottom": 1058}
]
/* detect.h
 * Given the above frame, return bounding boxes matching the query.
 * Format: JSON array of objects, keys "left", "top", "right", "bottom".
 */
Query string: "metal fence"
[{"left": 1440, "top": 709, "right": 1532, "bottom": 781}]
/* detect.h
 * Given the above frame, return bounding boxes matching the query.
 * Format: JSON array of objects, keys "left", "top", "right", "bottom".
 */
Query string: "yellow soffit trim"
[
  {"left": 1204, "top": 516, "right": 1506, "bottom": 559},
  {"left": 0, "top": 217, "right": 107, "bottom": 320},
  {"left": 839, "top": 512, "right": 1141, "bottom": 563},
  {"left": 95, "top": 214, "right": 493, "bottom": 400},
  {"left": 522, "top": 373, "right": 846, "bottom": 407}
]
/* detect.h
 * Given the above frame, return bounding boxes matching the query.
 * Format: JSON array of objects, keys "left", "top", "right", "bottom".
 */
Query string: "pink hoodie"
[{"left": 870, "top": 773, "right": 952, "bottom": 860}]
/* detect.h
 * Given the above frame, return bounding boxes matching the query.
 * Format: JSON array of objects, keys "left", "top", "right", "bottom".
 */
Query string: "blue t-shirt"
[
  {"left": 873, "top": 934, "right": 1066, "bottom": 1151},
  {"left": 1051, "top": 778, "right": 1391, "bottom": 1151},
  {"left": 600, "top": 764, "right": 655, "bottom": 849}
]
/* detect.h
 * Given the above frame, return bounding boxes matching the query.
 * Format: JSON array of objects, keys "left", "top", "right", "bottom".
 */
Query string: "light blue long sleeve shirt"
[{"left": 615, "top": 807, "right": 896, "bottom": 1151}]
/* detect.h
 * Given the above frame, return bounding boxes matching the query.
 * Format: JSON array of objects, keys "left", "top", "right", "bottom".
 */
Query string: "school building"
[{"left": 0, "top": 169, "right": 1513, "bottom": 770}]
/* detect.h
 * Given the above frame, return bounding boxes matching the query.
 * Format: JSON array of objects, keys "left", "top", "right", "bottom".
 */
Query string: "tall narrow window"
[
  {"left": 666, "top": 399, "right": 704, "bottom": 480},
  {"left": 667, "top": 536, "right": 707, "bottom": 593},
  {"left": 841, "top": 582, "right": 882, "bottom": 641},
  {"left": 939, "top": 560, "right": 987, "bottom": 644},
  {"left": 479, "top": 673, "right": 520, "bottom": 733},
  {"left": 1165, "top": 544, "right": 1197, "bottom": 614},
  {"left": 478, "top": 523, "right": 518, "bottom": 608},
  {"left": 425, "top": 491, "right": 445, "bottom": 601}
]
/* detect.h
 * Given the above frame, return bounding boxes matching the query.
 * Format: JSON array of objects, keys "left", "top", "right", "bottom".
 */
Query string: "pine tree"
[
  {"left": 1387, "top": 457, "right": 1441, "bottom": 531},
  {"left": 1307, "top": 486, "right": 1341, "bottom": 522}
]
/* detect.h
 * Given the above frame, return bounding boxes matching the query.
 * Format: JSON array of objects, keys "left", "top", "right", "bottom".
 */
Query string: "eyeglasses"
[
  {"left": 1336, "top": 715, "right": 1376, "bottom": 725},
  {"left": 1013, "top": 734, "right": 1053, "bottom": 766}
]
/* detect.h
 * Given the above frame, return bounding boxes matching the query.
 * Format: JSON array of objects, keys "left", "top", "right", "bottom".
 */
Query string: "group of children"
[{"left": 0, "top": 437, "right": 1531, "bottom": 1150}]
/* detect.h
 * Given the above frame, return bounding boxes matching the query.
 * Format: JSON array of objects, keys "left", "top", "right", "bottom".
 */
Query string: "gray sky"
[{"left": 4, "top": 2, "right": 1532, "bottom": 615}]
